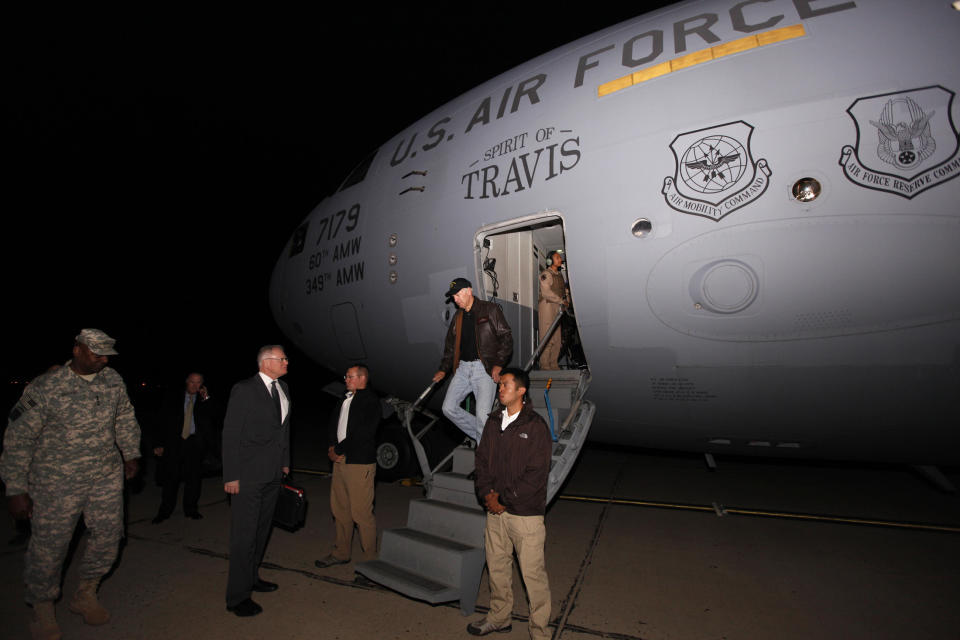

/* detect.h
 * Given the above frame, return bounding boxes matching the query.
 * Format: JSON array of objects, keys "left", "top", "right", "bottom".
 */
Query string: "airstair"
[{"left": 356, "top": 343, "right": 594, "bottom": 614}]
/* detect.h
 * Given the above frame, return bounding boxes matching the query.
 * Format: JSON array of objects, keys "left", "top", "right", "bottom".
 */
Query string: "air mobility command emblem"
[
  {"left": 839, "top": 86, "right": 960, "bottom": 198},
  {"left": 663, "top": 120, "right": 771, "bottom": 222}
]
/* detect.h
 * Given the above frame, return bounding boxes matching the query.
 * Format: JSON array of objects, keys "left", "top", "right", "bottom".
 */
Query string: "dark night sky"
[{"left": 5, "top": 8, "right": 656, "bottom": 389}]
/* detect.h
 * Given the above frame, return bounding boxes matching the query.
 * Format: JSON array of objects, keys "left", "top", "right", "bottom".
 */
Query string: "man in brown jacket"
[
  {"left": 433, "top": 277, "right": 513, "bottom": 442},
  {"left": 468, "top": 367, "right": 551, "bottom": 639}
]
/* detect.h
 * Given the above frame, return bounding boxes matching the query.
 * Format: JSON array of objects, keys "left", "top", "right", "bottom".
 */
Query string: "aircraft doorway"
[
  {"left": 474, "top": 214, "right": 594, "bottom": 512},
  {"left": 473, "top": 214, "right": 585, "bottom": 372}
]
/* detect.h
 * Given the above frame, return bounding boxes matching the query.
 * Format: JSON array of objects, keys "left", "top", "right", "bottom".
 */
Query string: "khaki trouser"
[
  {"left": 330, "top": 461, "right": 377, "bottom": 561},
  {"left": 485, "top": 511, "right": 551, "bottom": 640},
  {"left": 538, "top": 301, "right": 563, "bottom": 370}
]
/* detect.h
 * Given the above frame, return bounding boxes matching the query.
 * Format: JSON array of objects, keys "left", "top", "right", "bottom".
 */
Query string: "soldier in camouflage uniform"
[{"left": 1, "top": 329, "right": 141, "bottom": 640}]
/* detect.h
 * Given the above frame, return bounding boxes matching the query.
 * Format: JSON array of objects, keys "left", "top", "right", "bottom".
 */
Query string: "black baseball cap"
[{"left": 445, "top": 277, "right": 472, "bottom": 299}]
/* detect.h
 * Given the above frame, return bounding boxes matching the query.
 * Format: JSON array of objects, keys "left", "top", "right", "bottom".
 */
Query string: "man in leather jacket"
[{"left": 433, "top": 277, "right": 513, "bottom": 442}]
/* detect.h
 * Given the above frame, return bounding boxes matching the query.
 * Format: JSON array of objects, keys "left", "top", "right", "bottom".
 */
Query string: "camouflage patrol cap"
[{"left": 75, "top": 328, "right": 119, "bottom": 355}]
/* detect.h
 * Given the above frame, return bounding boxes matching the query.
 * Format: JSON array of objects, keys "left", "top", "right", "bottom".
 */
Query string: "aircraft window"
[
  {"left": 631, "top": 218, "right": 652, "bottom": 238},
  {"left": 792, "top": 177, "right": 821, "bottom": 203},
  {"left": 338, "top": 150, "right": 377, "bottom": 191},
  {"left": 288, "top": 222, "right": 309, "bottom": 257}
]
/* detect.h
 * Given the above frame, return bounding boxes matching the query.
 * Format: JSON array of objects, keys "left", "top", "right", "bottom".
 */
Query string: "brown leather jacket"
[{"left": 438, "top": 299, "right": 513, "bottom": 376}]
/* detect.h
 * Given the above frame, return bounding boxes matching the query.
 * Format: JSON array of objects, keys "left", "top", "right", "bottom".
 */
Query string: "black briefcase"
[{"left": 274, "top": 477, "right": 307, "bottom": 531}]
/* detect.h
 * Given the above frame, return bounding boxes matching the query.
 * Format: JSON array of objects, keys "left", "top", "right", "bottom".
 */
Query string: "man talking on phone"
[{"left": 152, "top": 372, "right": 220, "bottom": 523}]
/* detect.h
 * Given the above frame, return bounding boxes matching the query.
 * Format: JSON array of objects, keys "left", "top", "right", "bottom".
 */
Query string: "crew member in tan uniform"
[{"left": 537, "top": 251, "right": 568, "bottom": 370}]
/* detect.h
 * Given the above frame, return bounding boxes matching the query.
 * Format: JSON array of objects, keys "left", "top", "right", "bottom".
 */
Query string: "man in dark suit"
[
  {"left": 222, "top": 345, "right": 291, "bottom": 617},
  {"left": 315, "top": 364, "right": 380, "bottom": 569},
  {"left": 152, "top": 372, "right": 219, "bottom": 523}
]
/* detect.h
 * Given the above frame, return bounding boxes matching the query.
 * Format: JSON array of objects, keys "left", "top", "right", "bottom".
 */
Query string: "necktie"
[
  {"left": 271, "top": 380, "right": 282, "bottom": 421},
  {"left": 181, "top": 395, "right": 195, "bottom": 440}
]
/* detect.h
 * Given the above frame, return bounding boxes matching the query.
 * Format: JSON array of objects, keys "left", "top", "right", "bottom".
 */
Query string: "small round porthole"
[
  {"left": 631, "top": 218, "right": 653, "bottom": 238},
  {"left": 792, "top": 177, "right": 821, "bottom": 203}
]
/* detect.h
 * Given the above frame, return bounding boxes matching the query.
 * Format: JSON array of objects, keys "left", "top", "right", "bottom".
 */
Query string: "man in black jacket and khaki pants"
[
  {"left": 469, "top": 367, "right": 552, "bottom": 639},
  {"left": 315, "top": 364, "right": 381, "bottom": 569}
]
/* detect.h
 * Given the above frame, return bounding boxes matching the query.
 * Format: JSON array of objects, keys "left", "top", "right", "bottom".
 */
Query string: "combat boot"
[
  {"left": 68, "top": 579, "right": 110, "bottom": 625},
  {"left": 29, "top": 601, "right": 62, "bottom": 640}
]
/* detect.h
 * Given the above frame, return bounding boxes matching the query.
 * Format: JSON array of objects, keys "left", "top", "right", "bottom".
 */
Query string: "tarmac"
[{"left": 2, "top": 447, "right": 959, "bottom": 640}]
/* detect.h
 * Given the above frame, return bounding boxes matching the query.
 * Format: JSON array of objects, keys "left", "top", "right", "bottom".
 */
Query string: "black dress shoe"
[
  {"left": 151, "top": 514, "right": 169, "bottom": 524},
  {"left": 252, "top": 579, "right": 278, "bottom": 592},
  {"left": 226, "top": 598, "right": 262, "bottom": 617},
  {"left": 185, "top": 512, "right": 203, "bottom": 520}
]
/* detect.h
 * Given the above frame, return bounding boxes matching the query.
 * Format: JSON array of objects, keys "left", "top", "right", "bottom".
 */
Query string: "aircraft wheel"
[{"left": 376, "top": 426, "right": 414, "bottom": 482}]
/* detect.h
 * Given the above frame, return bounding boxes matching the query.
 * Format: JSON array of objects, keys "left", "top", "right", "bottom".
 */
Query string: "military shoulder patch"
[{"left": 8, "top": 396, "right": 38, "bottom": 423}]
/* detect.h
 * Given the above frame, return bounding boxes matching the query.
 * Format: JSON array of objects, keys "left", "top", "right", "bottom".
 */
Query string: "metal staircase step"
[
  {"left": 355, "top": 559, "right": 460, "bottom": 603},
  {"left": 407, "top": 498, "right": 486, "bottom": 547},
  {"left": 528, "top": 370, "right": 581, "bottom": 409},
  {"left": 528, "top": 369, "right": 583, "bottom": 382},
  {"left": 452, "top": 446, "right": 475, "bottom": 474},
  {"left": 431, "top": 471, "right": 475, "bottom": 492},
  {"left": 530, "top": 386, "right": 572, "bottom": 409},
  {"left": 428, "top": 472, "right": 479, "bottom": 508},
  {"left": 378, "top": 527, "right": 481, "bottom": 587},
  {"left": 366, "top": 526, "right": 486, "bottom": 614}
]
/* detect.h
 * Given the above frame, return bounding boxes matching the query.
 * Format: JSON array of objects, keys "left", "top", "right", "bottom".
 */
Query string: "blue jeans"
[{"left": 442, "top": 360, "right": 496, "bottom": 442}]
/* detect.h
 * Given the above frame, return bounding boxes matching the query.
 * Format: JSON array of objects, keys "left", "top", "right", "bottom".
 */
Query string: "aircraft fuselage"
[{"left": 271, "top": 0, "right": 960, "bottom": 464}]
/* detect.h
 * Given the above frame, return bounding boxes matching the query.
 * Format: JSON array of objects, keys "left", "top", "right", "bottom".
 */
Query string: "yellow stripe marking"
[
  {"left": 712, "top": 34, "right": 761, "bottom": 58},
  {"left": 597, "top": 74, "right": 635, "bottom": 98},
  {"left": 671, "top": 47, "right": 714, "bottom": 71},
  {"left": 597, "top": 23, "right": 807, "bottom": 97},
  {"left": 631, "top": 61, "right": 672, "bottom": 84}
]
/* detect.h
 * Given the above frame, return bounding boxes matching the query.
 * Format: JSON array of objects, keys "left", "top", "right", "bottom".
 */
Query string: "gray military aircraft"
[{"left": 269, "top": 0, "right": 960, "bottom": 474}]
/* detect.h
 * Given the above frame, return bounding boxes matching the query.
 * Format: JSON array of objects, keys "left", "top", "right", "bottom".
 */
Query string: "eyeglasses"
[
  {"left": 344, "top": 374, "right": 364, "bottom": 380},
  {"left": 264, "top": 357, "right": 289, "bottom": 363}
]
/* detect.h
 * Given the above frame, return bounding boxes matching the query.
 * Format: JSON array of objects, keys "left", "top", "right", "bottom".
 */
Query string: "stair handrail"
[
  {"left": 522, "top": 306, "right": 568, "bottom": 372},
  {"left": 392, "top": 381, "right": 438, "bottom": 489},
  {"left": 408, "top": 380, "right": 478, "bottom": 480}
]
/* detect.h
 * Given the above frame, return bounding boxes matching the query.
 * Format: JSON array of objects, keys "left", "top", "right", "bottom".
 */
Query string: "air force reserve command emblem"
[
  {"left": 840, "top": 86, "right": 960, "bottom": 199},
  {"left": 662, "top": 121, "right": 771, "bottom": 222}
]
